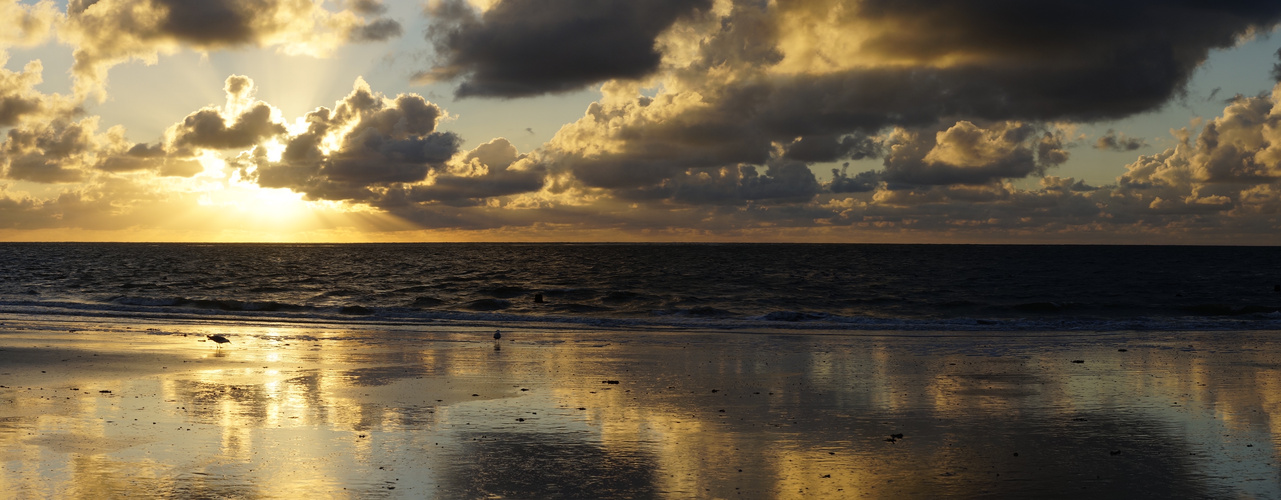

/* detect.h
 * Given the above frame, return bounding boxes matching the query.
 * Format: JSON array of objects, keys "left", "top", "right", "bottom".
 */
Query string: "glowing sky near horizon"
[{"left": 3, "top": 0, "right": 1281, "bottom": 243}]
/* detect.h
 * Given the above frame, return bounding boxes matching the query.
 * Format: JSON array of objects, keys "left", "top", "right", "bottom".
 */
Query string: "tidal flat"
[{"left": 2, "top": 316, "right": 1279, "bottom": 498}]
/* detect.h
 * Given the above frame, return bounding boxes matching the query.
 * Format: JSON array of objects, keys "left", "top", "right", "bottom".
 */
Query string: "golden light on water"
[{"left": 5, "top": 323, "right": 1281, "bottom": 497}]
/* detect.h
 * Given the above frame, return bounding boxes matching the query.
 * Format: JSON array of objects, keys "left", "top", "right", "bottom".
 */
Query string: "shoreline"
[{"left": 3, "top": 317, "right": 1280, "bottom": 497}]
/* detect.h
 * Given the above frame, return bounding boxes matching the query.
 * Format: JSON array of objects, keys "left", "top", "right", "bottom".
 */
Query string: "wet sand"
[{"left": 2, "top": 316, "right": 1280, "bottom": 498}]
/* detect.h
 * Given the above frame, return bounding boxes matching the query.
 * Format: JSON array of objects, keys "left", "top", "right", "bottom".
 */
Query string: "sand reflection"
[{"left": 2, "top": 322, "right": 1280, "bottom": 497}]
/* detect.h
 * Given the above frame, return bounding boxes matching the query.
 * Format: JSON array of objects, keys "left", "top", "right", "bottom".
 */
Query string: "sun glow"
[{"left": 261, "top": 139, "right": 287, "bottom": 162}]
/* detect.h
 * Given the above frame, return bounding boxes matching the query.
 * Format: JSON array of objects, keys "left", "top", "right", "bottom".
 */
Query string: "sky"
[{"left": 2, "top": 0, "right": 1281, "bottom": 243}]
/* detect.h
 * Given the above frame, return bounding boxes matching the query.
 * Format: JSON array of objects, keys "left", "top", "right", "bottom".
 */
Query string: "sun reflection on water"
[{"left": 2, "top": 324, "right": 1281, "bottom": 498}]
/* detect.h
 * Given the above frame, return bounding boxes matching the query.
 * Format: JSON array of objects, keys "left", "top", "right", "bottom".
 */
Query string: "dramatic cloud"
[
  {"left": 1, "top": 117, "right": 98, "bottom": 183},
  {"left": 0, "top": 0, "right": 77, "bottom": 127},
  {"left": 828, "top": 165, "right": 880, "bottom": 193},
  {"left": 1122, "top": 87, "right": 1281, "bottom": 187},
  {"left": 56, "top": 0, "right": 402, "bottom": 98},
  {"left": 166, "top": 76, "right": 287, "bottom": 152},
  {"left": 763, "top": 0, "right": 1281, "bottom": 124},
  {"left": 94, "top": 138, "right": 202, "bottom": 177},
  {"left": 6, "top": 0, "right": 1281, "bottom": 241},
  {"left": 783, "top": 134, "right": 882, "bottom": 163},
  {"left": 1095, "top": 130, "right": 1148, "bottom": 152},
  {"left": 533, "top": 0, "right": 1281, "bottom": 205},
  {"left": 405, "top": 137, "right": 547, "bottom": 205},
  {"left": 879, "top": 121, "right": 1070, "bottom": 187},
  {"left": 419, "top": 0, "right": 713, "bottom": 97},
  {"left": 247, "top": 78, "right": 464, "bottom": 202},
  {"left": 0, "top": 55, "right": 65, "bottom": 127},
  {"left": 550, "top": 84, "right": 777, "bottom": 191},
  {"left": 842, "top": 83, "right": 1281, "bottom": 237},
  {"left": 613, "top": 159, "right": 821, "bottom": 205}
]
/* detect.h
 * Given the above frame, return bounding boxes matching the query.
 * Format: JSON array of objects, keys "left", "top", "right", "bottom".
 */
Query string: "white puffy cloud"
[{"left": 0, "top": 0, "right": 60, "bottom": 48}]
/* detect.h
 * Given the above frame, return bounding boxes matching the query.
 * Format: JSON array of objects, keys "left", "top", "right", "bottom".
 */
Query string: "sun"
[
  {"left": 175, "top": 152, "right": 320, "bottom": 233},
  {"left": 232, "top": 187, "right": 313, "bottom": 222}
]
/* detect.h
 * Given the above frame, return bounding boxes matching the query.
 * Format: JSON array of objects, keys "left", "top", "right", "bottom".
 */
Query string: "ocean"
[
  {"left": 3, "top": 243, "right": 1280, "bottom": 332},
  {"left": 6, "top": 243, "right": 1281, "bottom": 498}
]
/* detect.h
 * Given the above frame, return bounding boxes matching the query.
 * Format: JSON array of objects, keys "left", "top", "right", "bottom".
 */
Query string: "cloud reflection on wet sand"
[{"left": 1, "top": 321, "right": 1279, "bottom": 498}]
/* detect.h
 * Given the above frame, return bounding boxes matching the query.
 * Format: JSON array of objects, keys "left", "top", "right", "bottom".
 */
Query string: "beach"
[{"left": 2, "top": 314, "right": 1279, "bottom": 498}]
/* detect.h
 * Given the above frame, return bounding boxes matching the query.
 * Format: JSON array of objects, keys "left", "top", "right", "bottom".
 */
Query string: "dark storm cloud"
[
  {"left": 542, "top": 0, "right": 1281, "bottom": 202},
  {"left": 149, "top": 0, "right": 257, "bottom": 45},
  {"left": 1095, "top": 130, "right": 1148, "bottom": 152},
  {"left": 783, "top": 134, "right": 882, "bottom": 163},
  {"left": 419, "top": 0, "right": 713, "bottom": 97},
  {"left": 828, "top": 165, "right": 880, "bottom": 193},
  {"left": 779, "top": 0, "right": 1281, "bottom": 127}
]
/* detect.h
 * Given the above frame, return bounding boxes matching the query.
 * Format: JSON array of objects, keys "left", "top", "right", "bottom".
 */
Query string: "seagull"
[
  {"left": 207, "top": 334, "right": 231, "bottom": 347},
  {"left": 493, "top": 329, "right": 502, "bottom": 340}
]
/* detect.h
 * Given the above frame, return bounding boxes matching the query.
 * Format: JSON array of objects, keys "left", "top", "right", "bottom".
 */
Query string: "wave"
[
  {"left": 110, "top": 295, "right": 310, "bottom": 312},
  {"left": 5, "top": 298, "right": 1281, "bottom": 333},
  {"left": 409, "top": 296, "right": 446, "bottom": 307}
]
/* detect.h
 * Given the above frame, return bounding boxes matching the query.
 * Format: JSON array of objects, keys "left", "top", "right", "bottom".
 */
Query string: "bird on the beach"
[
  {"left": 493, "top": 329, "right": 502, "bottom": 340},
  {"left": 207, "top": 334, "right": 231, "bottom": 347}
]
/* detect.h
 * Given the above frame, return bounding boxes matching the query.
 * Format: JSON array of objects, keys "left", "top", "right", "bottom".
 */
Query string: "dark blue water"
[{"left": 2, "top": 243, "right": 1279, "bottom": 331}]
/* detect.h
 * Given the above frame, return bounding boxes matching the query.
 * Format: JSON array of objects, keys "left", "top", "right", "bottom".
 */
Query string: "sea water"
[
  {"left": 2, "top": 243, "right": 1280, "bottom": 331},
  {"left": 4, "top": 243, "right": 1281, "bottom": 498}
]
